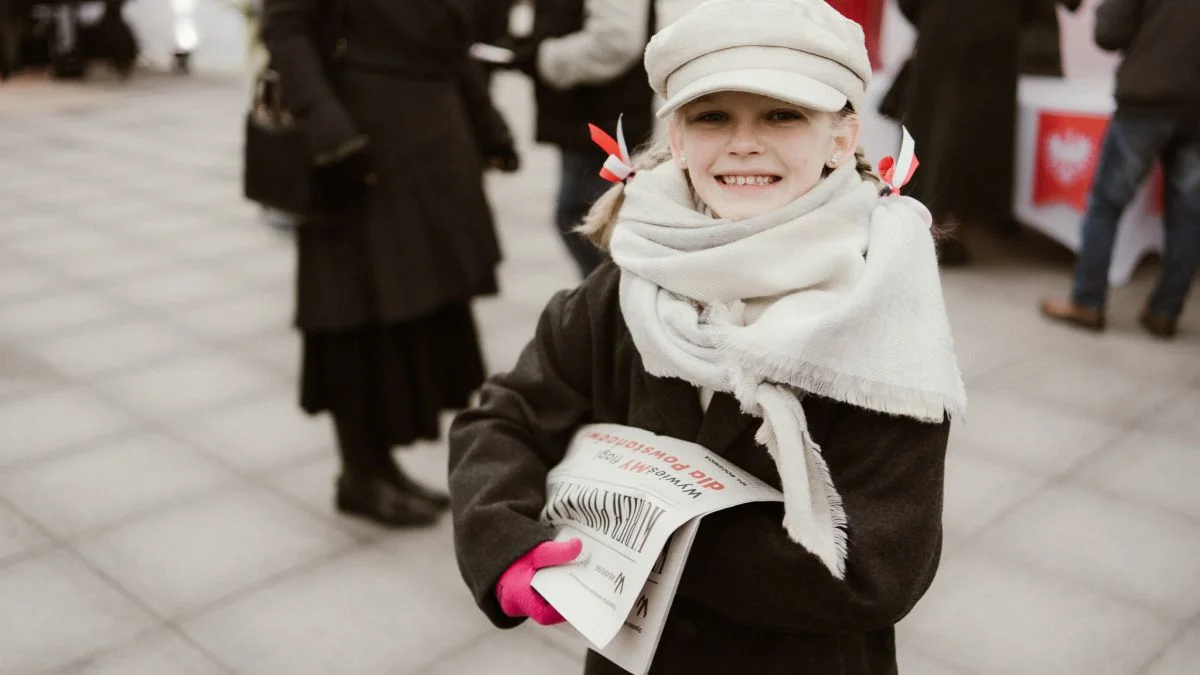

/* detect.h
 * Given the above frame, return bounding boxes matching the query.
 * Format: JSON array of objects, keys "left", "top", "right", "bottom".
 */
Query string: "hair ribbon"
[
  {"left": 878, "top": 126, "right": 919, "bottom": 195},
  {"left": 588, "top": 114, "right": 634, "bottom": 184}
]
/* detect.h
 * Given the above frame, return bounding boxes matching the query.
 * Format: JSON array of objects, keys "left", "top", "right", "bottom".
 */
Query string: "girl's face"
[{"left": 669, "top": 91, "right": 859, "bottom": 221}]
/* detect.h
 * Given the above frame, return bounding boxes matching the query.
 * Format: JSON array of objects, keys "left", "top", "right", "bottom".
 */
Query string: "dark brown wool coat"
[{"left": 449, "top": 263, "right": 950, "bottom": 675}]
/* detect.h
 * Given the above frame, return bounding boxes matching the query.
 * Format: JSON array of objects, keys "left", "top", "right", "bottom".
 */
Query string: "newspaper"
[{"left": 529, "top": 424, "right": 783, "bottom": 675}]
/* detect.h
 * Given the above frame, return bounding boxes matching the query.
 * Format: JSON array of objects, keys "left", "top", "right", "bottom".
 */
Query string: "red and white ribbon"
[
  {"left": 588, "top": 114, "right": 634, "bottom": 184},
  {"left": 877, "top": 126, "right": 919, "bottom": 193}
]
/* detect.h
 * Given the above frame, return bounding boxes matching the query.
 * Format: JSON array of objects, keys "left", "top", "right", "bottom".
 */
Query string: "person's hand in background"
[
  {"left": 312, "top": 140, "right": 375, "bottom": 214},
  {"left": 493, "top": 34, "right": 543, "bottom": 78}
]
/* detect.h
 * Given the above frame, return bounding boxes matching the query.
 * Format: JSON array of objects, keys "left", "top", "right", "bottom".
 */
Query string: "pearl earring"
[
  {"left": 829, "top": 154, "right": 839, "bottom": 167},
  {"left": 679, "top": 154, "right": 687, "bottom": 167}
]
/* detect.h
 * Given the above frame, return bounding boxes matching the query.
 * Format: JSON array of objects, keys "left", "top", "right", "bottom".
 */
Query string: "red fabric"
[
  {"left": 825, "top": 0, "right": 884, "bottom": 71},
  {"left": 589, "top": 123, "right": 622, "bottom": 160},
  {"left": 1032, "top": 111, "right": 1109, "bottom": 212},
  {"left": 495, "top": 539, "right": 583, "bottom": 625},
  {"left": 878, "top": 154, "right": 920, "bottom": 192},
  {"left": 1148, "top": 165, "right": 1165, "bottom": 216}
]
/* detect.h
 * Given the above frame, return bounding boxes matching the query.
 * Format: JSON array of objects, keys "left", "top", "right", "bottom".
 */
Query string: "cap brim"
[{"left": 655, "top": 68, "right": 847, "bottom": 118}]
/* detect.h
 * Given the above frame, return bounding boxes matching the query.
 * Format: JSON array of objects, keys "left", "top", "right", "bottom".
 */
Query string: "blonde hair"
[{"left": 577, "top": 104, "right": 880, "bottom": 251}]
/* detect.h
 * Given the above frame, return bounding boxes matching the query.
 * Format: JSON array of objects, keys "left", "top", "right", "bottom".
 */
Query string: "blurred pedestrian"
[
  {"left": 261, "top": 0, "right": 519, "bottom": 527},
  {"left": 0, "top": 0, "right": 22, "bottom": 80},
  {"left": 450, "top": 1, "right": 964, "bottom": 672},
  {"left": 1041, "top": 0, "right": 1200, "bottom": 339},
  {"left": 898, "top": 0, "right": 1040, "bottom": 265},
  {"left": 1020, "top": 0, "right": 1083, "bottom": 78},
  {"left": 492, "top": 0, "right": 658, "bottom": 278}
]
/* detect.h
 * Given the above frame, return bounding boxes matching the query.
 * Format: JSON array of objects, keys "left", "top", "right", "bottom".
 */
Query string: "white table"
[{"left": 1014, "top": 76, "right": 1163, "bottom": 285}]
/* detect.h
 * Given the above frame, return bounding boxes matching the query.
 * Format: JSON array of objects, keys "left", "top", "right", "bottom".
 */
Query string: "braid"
[
  {"left": 579, "top": 183, "right": 627, "bottom": 250},
  {"left": 853, "top": 147, "right": 882, "bottom": 187}
]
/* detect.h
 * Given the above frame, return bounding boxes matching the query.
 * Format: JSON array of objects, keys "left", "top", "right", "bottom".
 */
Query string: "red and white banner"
[{"left": 1032, "top": 111, "right": 1109, "bottom": 211}]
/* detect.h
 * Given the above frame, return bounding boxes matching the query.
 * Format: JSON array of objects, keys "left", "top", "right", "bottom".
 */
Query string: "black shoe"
[
  {"left": 335, "top": 473, "right": 440, "bottom": 527},
  {"left": 385, "top": 464, "right": 451, "bottom": 511}
]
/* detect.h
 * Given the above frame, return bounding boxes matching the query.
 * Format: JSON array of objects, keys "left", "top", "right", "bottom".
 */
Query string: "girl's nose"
[{"left": 727, "top": 122, "right": 765, "bottom": 155}]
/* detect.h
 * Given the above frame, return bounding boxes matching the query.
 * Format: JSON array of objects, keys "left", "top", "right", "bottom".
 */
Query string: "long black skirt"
[{"left": 300, "top": 301, "right": 486, "bottom": 447}]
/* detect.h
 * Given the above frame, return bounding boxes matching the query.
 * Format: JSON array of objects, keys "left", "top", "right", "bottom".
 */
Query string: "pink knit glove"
[{"left": 495, "top": 538, "right": 583, "bottom": 625}]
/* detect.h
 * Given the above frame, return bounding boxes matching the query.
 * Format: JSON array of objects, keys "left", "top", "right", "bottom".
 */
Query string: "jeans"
[
  {"left": 556, "top": 149, "right": 611, "bottom": 278},
  {"left": 1073, "top": 111, "right": 1200, "bottom": 320}
]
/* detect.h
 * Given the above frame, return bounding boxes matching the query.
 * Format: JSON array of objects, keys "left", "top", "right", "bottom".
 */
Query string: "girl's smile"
[
  {"left": 716, "top": 174, "right": 782, "bottom": 186},
  {"left": 670, "top": 90, "right": 858, "bottom": 221}
]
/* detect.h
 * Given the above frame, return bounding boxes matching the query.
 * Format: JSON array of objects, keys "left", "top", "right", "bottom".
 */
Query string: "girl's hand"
[{"left": 495, "top": 539, "right": 583, "bottom": 625}]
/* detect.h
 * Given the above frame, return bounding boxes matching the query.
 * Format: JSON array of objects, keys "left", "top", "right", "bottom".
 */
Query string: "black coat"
[
  {"left": 262, "top": 0, "right": 510, "bottom": 330},
  {"left": 1020, "top": 0, "right": 1066, "bottom": 77},
  {"left": 449, "top": 263, "right": 950, "bottom": 675},
  {"left": 897, "top": 0, "right": 1038, "bottom": 226}
]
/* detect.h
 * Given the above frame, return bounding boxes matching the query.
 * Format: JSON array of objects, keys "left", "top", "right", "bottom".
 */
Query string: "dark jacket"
[
  {"left": 262, "top": 0, "right": 509, "bottom": 329},
  {"left": 449, "top": 263, "right": 950, "bottom": 675},
  {"left": 1020, "top": 0, "right": 1082, "bottom": 77},
  {"left": 1095, "top": 0, "right": 1200, "bottom": 116},
  {"left": 897, "top": 0, "right": 1039, "bottom": 225},
  {"left": 531, "top": 0, "right": 657, "bottom": 155}
]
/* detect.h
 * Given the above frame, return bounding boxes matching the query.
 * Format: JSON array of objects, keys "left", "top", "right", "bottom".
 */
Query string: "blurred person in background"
[
  {"left": 880, "top": 0, "right": 1083, "bottom": 121},
  {"left": 897, "top": 0, "right": 1041, "bottom": 265},
  {"left": 0, "top": 0, "right": 20, "bottom": 80},
  {"left": 491, "top": 0, "right": 658, "bottom": 278},
  {"left": 1020, "top": 0, "right": 1083, "bottom": 77},
  {"left": 261, "top": 0, "right": 519, "bottom": 527},
  {"left": 1040, "top": 0, "right": 1200, "bottom": 339}
]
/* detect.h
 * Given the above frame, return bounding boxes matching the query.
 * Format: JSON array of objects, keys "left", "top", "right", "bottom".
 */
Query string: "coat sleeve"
[
  {"left": 675, "top": 402, "right": 950, "bottom": 634},
  {"left": 261, "top": 0, "right": 360, "bottom": 161},
  {"left": 537, "top": 0, "right": 650, "bottom": 91},
  {"left": 1094, "top": 0, "right": 1143, "bottom": 52},
  {"left": 458, "top": 60, "right": 516, "bottom": 156},
  {"left": 448, "top": 278, "right": 603, "bottom": 627}
]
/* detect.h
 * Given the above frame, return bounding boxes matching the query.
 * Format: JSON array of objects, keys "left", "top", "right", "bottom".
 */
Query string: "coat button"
[{"left": 333, "top": 39, "right": 348, "bottom": 58}]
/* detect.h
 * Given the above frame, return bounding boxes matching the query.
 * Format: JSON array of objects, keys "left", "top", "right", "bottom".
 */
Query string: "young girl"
[{"left": 449, "top": 0, "right": 965, "bottom": 672}]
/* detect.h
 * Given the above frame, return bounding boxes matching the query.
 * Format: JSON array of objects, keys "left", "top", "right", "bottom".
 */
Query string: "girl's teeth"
[{"left": 722, "top": 176, "right": 774, "bottom": 185}]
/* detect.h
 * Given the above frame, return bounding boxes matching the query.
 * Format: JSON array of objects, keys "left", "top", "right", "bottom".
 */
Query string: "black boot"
[
  {"left": 332, "top": 411, "right": 446, "bottom": 523},
  {"left": 335, "top": 473, "right": 440, "bottom": 527}
]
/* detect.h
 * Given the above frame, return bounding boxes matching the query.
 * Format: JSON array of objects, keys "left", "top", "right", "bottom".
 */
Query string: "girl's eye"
[
  {"left": 768, "top": 109, "right": 805, "bottom": 122},
  {"left": 692, "top": 110, "right": 728, "bottom": 123}
]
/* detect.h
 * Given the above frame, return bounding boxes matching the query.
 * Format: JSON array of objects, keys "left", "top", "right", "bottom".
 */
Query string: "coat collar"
[{"left": 645, "top": 374, "right": 755, "bottom": 456}]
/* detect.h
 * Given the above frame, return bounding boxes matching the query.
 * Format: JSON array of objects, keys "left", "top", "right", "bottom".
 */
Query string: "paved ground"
[{"left": 1, "top": 67, "right": 1198, "bottom": 675}]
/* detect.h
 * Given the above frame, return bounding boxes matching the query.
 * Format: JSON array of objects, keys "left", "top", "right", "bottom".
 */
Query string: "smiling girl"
[{"left": 449, "top": 1, "right": 965, "bottom": 673}]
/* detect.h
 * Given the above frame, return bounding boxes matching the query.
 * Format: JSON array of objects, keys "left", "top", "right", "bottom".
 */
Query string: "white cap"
[{"left": 645, "top": 0, "right": 872, "bottom": 118}]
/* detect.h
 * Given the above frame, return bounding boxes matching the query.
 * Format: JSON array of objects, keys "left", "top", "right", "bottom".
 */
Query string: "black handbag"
[
  {"left": 242, "top": 0, "right": 346, "bottom": 217},
  {"left": 243, "top": 70, "right": 316, "bottom": 215}
]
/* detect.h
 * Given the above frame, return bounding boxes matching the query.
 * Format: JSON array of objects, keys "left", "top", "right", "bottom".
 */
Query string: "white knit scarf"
[{"left": 609, "top": 161, "right": 966, "bottom": 579}]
